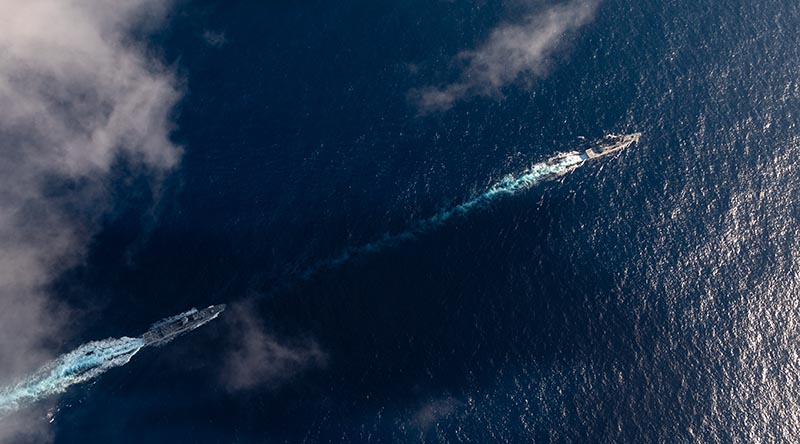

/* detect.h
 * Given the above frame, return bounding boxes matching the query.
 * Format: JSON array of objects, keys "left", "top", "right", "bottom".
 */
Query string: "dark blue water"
[{"left": 49, "top": 0, "right": 800, "bottom": 442}]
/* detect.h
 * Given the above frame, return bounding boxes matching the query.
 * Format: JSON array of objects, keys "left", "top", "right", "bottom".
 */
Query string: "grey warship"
[
  {"left": 583, "top": 132, "right": 641, "bottom": 159},
  {"left": 142, "top": 304, "right": 226, "bottom": 346}
]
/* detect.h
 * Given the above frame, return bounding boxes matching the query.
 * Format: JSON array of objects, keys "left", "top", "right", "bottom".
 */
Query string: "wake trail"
[
  {"left": 0, "top": 337, "right": 144, "bottom": 416},
  {"left": 0, "top": 305, "right": 225, "bottom": 417},
  {"left": 300, "top": 150, "right": 589, "bottom": 279},
  {"left": 296, "top": 131, "right": 642, "bottom": 280}
]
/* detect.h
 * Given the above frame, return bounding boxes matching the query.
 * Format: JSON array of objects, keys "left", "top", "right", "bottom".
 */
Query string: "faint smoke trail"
[{"left": 0, "top": 338, "right": 144, "bottom": 416}]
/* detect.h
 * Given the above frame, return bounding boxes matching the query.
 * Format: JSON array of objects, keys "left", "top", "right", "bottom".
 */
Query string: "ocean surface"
[{"left": 43, "top": 0, "right": 800, "bottom": 442}]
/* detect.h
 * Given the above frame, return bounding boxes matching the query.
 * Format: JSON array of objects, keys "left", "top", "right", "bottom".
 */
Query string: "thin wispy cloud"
[
  {"left": 0, "top": 0, "right": 180, "bottom": 439},
  {"left": 410, "top": 396, "right": 463, "bottom": 430},
  {"left": 413, "top": 0, "right": 599, "bottom": 113},
  {"left": 202, "top": 30, "right": 228, "bottom": 48},
  {"left": 221, "top": 301, "right": 327, "bottom": 391}
]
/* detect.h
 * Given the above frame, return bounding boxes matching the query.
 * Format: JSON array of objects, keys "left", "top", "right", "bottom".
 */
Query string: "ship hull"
[
  {"left": 142, "top": 305, "right": 226, "bottom": 346},
  {"left": 584, "top": 132, "right": 641, "bottom": 158}
]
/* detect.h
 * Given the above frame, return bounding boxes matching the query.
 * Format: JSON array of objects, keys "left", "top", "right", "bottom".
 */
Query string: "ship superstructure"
[
  {"left": 142, "top": 304, "right": 226, "bottom": 346},
  {"left": 583, "top": 133, "right": 641, "bottom": 159}
]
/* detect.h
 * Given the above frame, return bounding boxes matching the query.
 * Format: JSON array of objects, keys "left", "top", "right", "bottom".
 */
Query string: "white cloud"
[
  {"left": 0, "top": 0, "right": 180, "bottom": 438},
  {"left": 0, "top": 406, "right": 52, "bottom": 443},
  {"left": 413, "top": 0, "right": 599, "bottom": 112}
]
